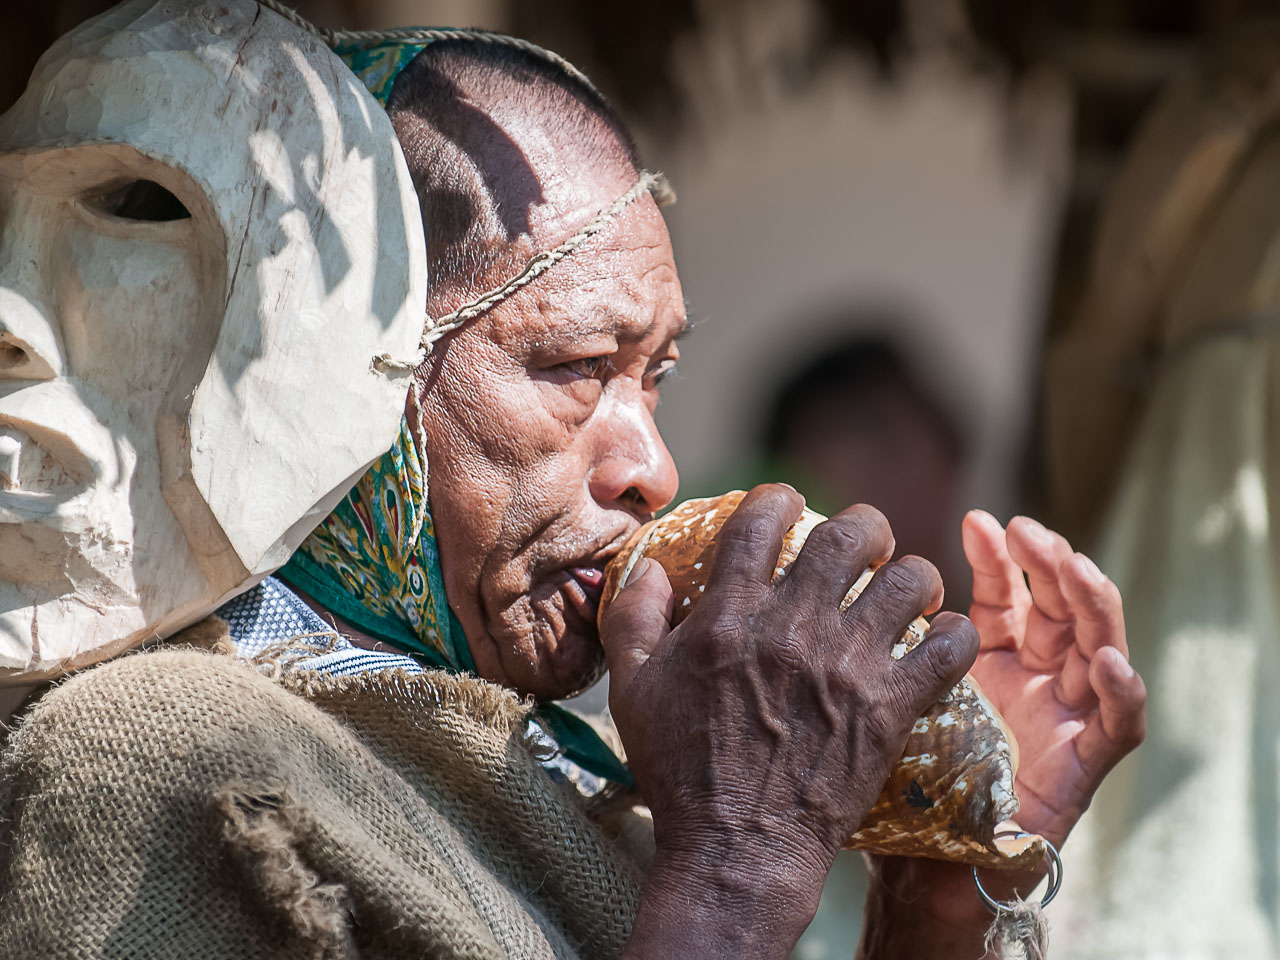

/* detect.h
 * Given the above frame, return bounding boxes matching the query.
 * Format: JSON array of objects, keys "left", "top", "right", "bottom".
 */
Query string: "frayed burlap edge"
[
  {"left": 216, "top": 782, "right": 357, "bottom": 960},
  {"left": 224, "top": 634, "right": 538, "bottom": 764}
]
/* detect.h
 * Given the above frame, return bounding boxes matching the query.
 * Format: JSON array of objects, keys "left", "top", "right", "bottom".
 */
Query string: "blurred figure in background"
[
  {"left": 761, "top": 333, "right": 971, "bottom": 609},
  {"left": 747, "top": 330, "right": 976, "bottom": 958}
]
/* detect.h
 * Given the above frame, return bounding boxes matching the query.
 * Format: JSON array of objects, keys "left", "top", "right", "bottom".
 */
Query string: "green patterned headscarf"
[{"left": 278, "top": 34, "right": 633, "bottom": 787}]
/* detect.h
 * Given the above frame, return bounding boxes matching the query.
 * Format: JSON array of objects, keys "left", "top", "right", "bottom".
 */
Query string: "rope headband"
[
  {"left": 375, "top": 170, "right": 676, "bottom": 373},
  {"left": 253, "top": 1, "right": 675, "bottom": 373}
]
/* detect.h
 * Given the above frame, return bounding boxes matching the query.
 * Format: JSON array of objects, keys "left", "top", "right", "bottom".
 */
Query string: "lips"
[
  {"left": 562, "top": 564, "right": 606, "bottom": 624},
  {"left": 0, "top": 383, "right": 111, "bottom": 515},
  {"left": 0, "top": 427, "right": 64, "bottom": 496}
]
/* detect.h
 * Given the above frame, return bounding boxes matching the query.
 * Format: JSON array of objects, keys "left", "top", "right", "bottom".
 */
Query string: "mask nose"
[
  {"left": 0, "top": 290, "right": 60, "bottom": 381},
  {"left": 0, "top": 217, "right": 62, "bottom": 382}
]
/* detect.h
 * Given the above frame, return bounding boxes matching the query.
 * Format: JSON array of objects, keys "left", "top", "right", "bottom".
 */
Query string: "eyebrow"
[{"left": 529, "top": 306, "right": 691, "bottom": 353}]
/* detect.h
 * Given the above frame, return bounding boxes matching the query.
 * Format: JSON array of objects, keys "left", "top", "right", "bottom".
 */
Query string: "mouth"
[
  {"left": 0, "top": 385, "right": 105, "bottom": 517},
  {"left": 0, "top": 423, "right": 88, "bottom": 508},
  {"left": 562, "top": 564, "right": 606, "bottom": 624}
]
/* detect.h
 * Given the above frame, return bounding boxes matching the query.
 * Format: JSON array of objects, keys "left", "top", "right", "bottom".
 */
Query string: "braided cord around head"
[
  {"left": 371, "top": 171, "right": 673, "bottom": 374},
  {"left": 423, "top": 171, "right": 672, "bottom": 344}
]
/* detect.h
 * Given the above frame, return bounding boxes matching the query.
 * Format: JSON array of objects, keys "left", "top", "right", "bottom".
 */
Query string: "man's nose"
[
  {"left": 589, "top": 400, "right": 680, "bottom": 517},
  {"left": 0, "top": 234, "right": 62, "bottom": 382}
]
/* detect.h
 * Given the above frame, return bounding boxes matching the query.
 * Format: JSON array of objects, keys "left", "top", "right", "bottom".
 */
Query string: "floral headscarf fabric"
[{"left": 277, "top": 34, "right": 634, "bottom": 787}]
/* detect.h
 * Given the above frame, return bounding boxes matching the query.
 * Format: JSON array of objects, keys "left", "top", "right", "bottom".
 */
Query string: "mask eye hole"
[{"left": 85, "top": 179, "right": 191, "bottom": 222}]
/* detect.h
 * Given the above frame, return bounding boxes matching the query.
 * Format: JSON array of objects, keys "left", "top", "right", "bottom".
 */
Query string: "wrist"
[
  {"left": 624, "top": 836, "right": 831, "bottom": 960},
  {"left": 857, "top": 857, "right": 996, "bottom": 960}
]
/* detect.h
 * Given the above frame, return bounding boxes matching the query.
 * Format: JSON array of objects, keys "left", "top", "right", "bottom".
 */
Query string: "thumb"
[{"left": 600, "top": 558, "right": 674, "bottom": 692}]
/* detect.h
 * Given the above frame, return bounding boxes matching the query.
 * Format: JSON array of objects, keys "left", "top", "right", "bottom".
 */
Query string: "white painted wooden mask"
[{"left": 0, "top": 0, "right": 427, "bottom": 679}]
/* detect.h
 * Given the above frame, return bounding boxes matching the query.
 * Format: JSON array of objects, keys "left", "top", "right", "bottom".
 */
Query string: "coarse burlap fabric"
[{"left": 0, "top": 637, "right": 644, "bottom": 959}]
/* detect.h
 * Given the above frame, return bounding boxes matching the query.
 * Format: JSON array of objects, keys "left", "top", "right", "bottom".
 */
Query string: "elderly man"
[{"left": 0, "top": 7, "right": 1146, "bottom": 960}]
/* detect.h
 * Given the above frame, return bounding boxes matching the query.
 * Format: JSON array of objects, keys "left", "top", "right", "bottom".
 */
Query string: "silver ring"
[{"left": 972, "top": 832, "right": 1063, "bottom": 915}]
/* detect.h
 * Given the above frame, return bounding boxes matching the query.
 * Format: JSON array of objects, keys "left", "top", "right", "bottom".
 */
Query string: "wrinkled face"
[
  {"left": 0, "top": 0, "right": 424, "bottom": 678},
  {"left": 422, "top": 192, "right": 684, "bottom": 700}
]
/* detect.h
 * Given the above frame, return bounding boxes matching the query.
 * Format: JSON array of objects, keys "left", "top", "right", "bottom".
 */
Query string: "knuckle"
[
  {"left": 922, "top": 634, "right": 965, "bottom": 679},
  {"left": 740, "top": 516, "right": 777, "bottom": 545},
  {"left": 720, "top": 514, "right": 779, "bottom": 555},
  {"left": 1101, "top": 577, "right": 1124, "bottom": 615},
  {"left": 818, "top": 506, "right": 893, "bottom": 559},
  {"left": 809, "top": 516, "right": 868, "bottom": 557},
  {"left": 862, "top": 697, "right": 909, "bottom": 756},
  {"left": 1130, "top": 716, "right": 1148, "bottom": 748},
  {"left": 1075, "top": 574, "right": 1122, "bottom": 620},
  {"left": 877, "top": 556, "right": 939, "bottom": 602},
  {"left": 693, "top": 605, "right": 755, "bottom": 656}
]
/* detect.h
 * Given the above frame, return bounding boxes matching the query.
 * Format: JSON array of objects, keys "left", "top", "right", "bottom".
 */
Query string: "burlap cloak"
[{"left": 0, "top": 641, "right": 645, "bottom": 959}]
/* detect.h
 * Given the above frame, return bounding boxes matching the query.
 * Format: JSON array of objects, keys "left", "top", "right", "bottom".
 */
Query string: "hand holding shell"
[{"left": 599, "top": 492, "right": 1046, "bottom": 871}]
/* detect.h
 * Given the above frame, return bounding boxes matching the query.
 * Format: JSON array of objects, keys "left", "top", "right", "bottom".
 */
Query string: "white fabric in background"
[{"left": 1055, "top": 335, "right": 1280, "bottom": 959}]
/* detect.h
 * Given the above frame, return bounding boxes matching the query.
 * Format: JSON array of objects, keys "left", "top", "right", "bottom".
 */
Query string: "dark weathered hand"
[
  {"left": 601, "top": 485, "right": 980, "bottom": 960},
  {"left": 858, "top": 511, "right": 1146, "bottom": 960}
]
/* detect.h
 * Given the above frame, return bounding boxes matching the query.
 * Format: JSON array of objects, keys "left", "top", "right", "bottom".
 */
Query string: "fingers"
[
  {"left": 894, "top": 612, "right": 980, "bottom": 716},
  {"left": 706, "top": 484, "right": 805, "bottom": 591},
  {"left": 785, "top": 504, "right": 894, "bottom": 603},
  {"left": 1058, "top": 553, "right": 1128, "bottom": 659},
  {"left": 1054, "top": 552, "right": 1127, "bottom": 706},
  {"left": 1075, "top": 646, "right": 1147, "bottom": 780},
  {"left": 963, "top": 509, "right": 1031, "bottom": 612},
  {"left": 1005, "top": 517, "right": 1074, "bottom": 622},
  {"left": 846, "top": 555, "right": 944, "bottom": 640},
  {"left": 600, "top": 558, "right": 674, "bottom": 693}
]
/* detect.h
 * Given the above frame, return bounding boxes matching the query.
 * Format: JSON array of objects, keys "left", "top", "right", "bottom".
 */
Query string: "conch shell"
[{"left": 600, "top": 492, "right": 1045, "bottom": 870}]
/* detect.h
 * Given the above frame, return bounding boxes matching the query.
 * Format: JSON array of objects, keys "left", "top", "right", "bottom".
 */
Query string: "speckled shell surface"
[{"left": 600, "top": 492, "right": 1046, "bottom": 870}]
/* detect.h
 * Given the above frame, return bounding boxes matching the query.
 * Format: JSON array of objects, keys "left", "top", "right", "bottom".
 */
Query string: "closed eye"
[{"left": 83, "top": 179, "right": 190, "bottom": 222}]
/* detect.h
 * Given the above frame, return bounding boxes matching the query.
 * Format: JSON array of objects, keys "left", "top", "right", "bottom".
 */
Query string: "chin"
[
  {"left": 544, "top": 628, "right": 608, "bottom": 701},
  {"left": 478, "top": 598, "right": 608, "bottom": 702},
  {"left": 473, "top": 576, "right": 611, "bottom": 701}
]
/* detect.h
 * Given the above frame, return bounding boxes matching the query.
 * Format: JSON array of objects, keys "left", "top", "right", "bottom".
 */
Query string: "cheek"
[
  {"left": 435, "top": 344, "right": 583, "bottom": 466},
  {"left": 423, "top": 349, "right": 596, "bottom": 568},
  {"left": 53, "top": 222, "right": 204, "bottom": 397}
]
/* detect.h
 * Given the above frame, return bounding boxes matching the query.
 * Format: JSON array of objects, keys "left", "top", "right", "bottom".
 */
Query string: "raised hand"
[
  {"left": 601, "top": 484, "right": 980, "bottom": 960},
  {"left": 962, "top": 509, "right": 1146, "bottom": 847},
  {"left": 857, "top": 511, "right": 1146, "bottom": 959}
]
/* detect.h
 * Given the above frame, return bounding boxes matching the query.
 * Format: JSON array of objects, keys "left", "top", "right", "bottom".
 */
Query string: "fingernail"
[
  {"left": 776, "top": 481, "right": 796, "bottom": 492},
  {"left": 1105, "top": 647, "right": 1135, "bottom": 680},
  {"left": 1019, "top": 516, "right": 1051, "bottom": 544},
  {"left": 1077, "top": 553, "right": 1107, "bottom": 584},
  {"left": 624, "top": 557, "right": 652, "bottom": 587}
]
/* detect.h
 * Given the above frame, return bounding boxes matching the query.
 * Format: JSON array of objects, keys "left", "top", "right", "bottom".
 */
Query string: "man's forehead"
[{"left": 494, "top": 253, "right": 687, "bottom": 350}]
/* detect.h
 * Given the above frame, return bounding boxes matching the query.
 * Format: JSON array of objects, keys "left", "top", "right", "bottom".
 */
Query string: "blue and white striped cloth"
[
  {"left": 215, "top": 576, "right": 603, "bottom": 794},
  {"left": 218, "top": 576, "right": 426, "bottom": 677}
]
